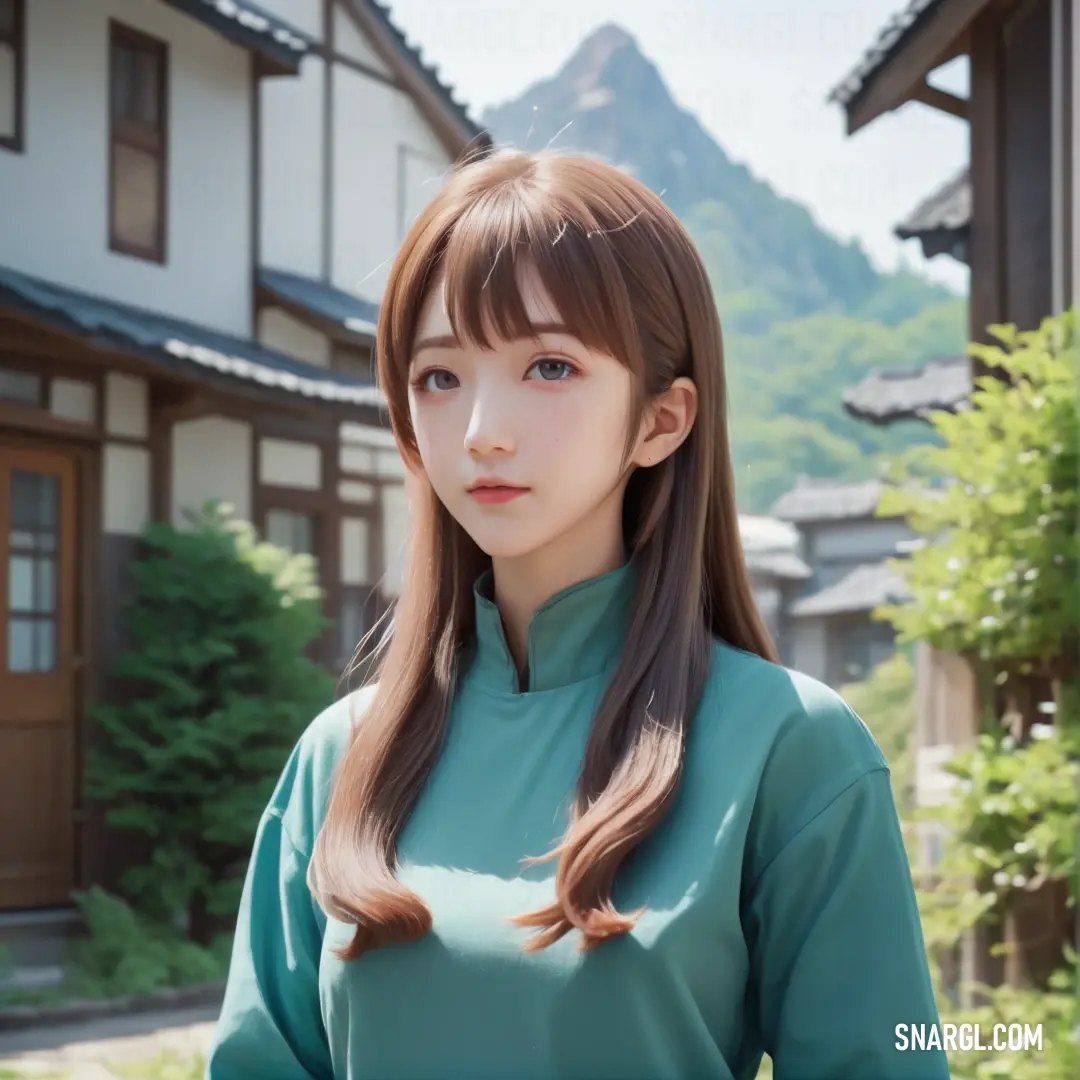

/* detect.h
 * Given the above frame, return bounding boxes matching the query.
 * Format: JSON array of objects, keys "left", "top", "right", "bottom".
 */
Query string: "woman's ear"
[{"left": 630, "top": 377, "right": 698, "bottom": 468}]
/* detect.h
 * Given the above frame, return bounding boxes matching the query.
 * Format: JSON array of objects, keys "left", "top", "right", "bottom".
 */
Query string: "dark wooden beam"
[
  {"left": 912, "top": 81, "right": 971, "bottom": 119},
  {"left": 969, "top": 7, "right": 1006, "bottom": 349},
  {"left": 847, "top": 0, "right": 996, "bottom": 134}
]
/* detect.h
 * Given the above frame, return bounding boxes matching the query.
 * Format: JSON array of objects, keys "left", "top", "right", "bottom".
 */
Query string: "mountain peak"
[
  {"left": 558, "top": 21, "right": 658, "bottom": 99},
  {"left": 573, "top": 22, "right": 639, "bottom": 68}
]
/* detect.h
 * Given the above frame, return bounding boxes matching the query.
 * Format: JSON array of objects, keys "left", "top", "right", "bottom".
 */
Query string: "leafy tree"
[
  {"left": 870, "top": 311, "right": 1078, "bottom": 1074},
  {"left": 87, "top": 502, "right": 336, "bottom": 941},
  {"left": 878, "top": 313, "right": 1078, "bottom": 674},
  {"left": 917, "top": 713, "right": 1078, "bottom": 951}
]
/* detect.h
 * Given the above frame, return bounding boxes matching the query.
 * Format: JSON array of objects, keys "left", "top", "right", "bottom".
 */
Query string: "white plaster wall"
[
  {"left": 400, "top": 145, "right": 447, "bottom": 240},
  {"left": 340, "top": 444, "right": 376, "bottom": 475},
  {"left": 341, "top": 516, "right": 371, "bottom": 584},
  {"left": 171, "top": 416, "right": 252, "bottom": 524},
  {"left": 104, "top": 373, "right": 148, "bottom": 438},
  {"left": 339, "top": 422, "right": 404, "bottom": 477},
  {"left": 254, "top": 0, "right": 325, "bottom": 40},
  {"left": 373, "top": 447, "right": 405, "bottom": 479},
  {"left": 330, "top": 63, "right": 451, "bottom": 301},
  {"left": 332, "top": 2, "right": 393, "bottom": 75},
  {"left": 339, "top": 479, "right": 374, "bottom": 502},
  {"left": 257, "top": 308, "right": 331, "bottom": 368},
  {"left": 49, "top": 378, "right": 96, "bottom": 424},
  {"left": 0, "top": 0, "right": 253, "bottom": 335},
  {"left": 259, "top": 437, "right": 322, "bottom": 490},
  {"left": 259, "top": 54, "right": 325, "bottom": 277},
  {"left": 102, "top": 443, "right": 151, "bottom": 536},
  {"left": 340, "top": 421, "right": 397, "bottom": 448},
  {"left": 380, "top": 480, "right": 408, "bottom": 597}
]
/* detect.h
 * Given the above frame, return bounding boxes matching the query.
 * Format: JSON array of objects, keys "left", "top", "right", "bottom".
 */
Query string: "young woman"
[{"left": 208, "top": 149, "right": 948, "bottom": 1080}]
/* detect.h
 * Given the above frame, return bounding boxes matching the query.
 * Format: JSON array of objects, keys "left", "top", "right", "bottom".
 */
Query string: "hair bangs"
[{"left": 436, "top": 181, "right": 643, "bottom": 370}]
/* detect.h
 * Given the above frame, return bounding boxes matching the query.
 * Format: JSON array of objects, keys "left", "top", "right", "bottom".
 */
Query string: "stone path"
[{"left": 0, "top": 1005, "right": 218, "bottom": 1078}]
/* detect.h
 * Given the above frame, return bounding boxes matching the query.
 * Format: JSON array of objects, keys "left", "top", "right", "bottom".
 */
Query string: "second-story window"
[
  {"left": 0, "top": 0, "right": 24, "bottom": 152},
  {"left": 109, "top": 22, "right": 167, "bottom": 262}
]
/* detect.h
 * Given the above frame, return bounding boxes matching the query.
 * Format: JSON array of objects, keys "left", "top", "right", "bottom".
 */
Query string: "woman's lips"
[{"left": 468, "top": 485, "right": 530, "bottom": 504}]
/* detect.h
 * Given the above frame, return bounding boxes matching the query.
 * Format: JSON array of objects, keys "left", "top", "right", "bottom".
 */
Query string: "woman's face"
[{"left": 407, "top": 271, "right": 646, "bottom": 564}]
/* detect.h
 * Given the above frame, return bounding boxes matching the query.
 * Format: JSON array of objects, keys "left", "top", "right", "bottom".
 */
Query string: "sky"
[{"left": 385, "top": 0, "right": 971, "bottom": 295}]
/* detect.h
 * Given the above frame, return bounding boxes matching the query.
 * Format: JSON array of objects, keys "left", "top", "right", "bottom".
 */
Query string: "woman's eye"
[
  {"left": 527, "top": 358, "right": 577, "bottom": 382},
  {"left": 419, "top": 370, "right": 459, "bottom": 392}
]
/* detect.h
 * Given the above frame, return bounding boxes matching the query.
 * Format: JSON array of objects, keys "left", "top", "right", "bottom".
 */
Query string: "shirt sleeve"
[
  {"left": 206, "top": 805, "right": 333, "bottom": 1080},
  {"left": 743, "top": 765, "right": 950, "bottom": 1080}
]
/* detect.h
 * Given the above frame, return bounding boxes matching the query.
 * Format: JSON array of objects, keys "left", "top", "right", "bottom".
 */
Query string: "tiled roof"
[
  {"left": 367, "top": 2, "right": 486, "bottom": 144},
  {"left": 259, "top": 268, "right": 381, "bottom": 340},
  {"left": 739, "top": 514, "right": 801, "bottom": 553},
  {"left": 161, "top": 0, "right": 311, "bottom": 74},
  {"left": 746, "top": 551, "right": 814, "bottom": 581},
  {"left": 739, "top": 515, "right": 811, "bottom": 581},
  {"left": 0, "top": 264, "right": 384, "bottom": 409},
  {"left": 770, "top": 477, "right": 885, "bottom": 524},
  {"left": 789, "top": 561, "right": 910, "bottom": 618},
  {"left": 896, "top": 166, "right": 970, "bottom": 235},
  {"left": 844, "top": 355, "right": 972, "bottom": 426},
  {"left": 895, "top": 166, "right": 971, "bottom": 261},
  {"left": 827, "top": 0, "right": 944, "bottom": 108}
]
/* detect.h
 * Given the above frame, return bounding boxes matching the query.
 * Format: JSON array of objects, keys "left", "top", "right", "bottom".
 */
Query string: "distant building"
[
  {"left": 769, "top": 477, "right": 913, "bottom": 688},
  {"left": 843, "top": 354, "right": 972, "bottom": 427},
  {"left": 738, "top": 514, "right": 811, "bottom": 662},
  {"left": 894, "top": 166, "right": 970, "bottom": 264}
]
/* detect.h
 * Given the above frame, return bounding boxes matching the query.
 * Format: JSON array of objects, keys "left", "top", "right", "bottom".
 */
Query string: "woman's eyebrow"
[{"left": 412, "top": 322, "right": 573, "bottom": 354}]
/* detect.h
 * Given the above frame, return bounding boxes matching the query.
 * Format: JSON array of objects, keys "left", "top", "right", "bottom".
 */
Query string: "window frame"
[
  {"left": 257, "top": 497, "right": 338, "bottom": 667},
  {"left": 263, "top": 505, "right": 320, "bottom": 562},
  {"left": 107, "top": 20, "right": 169, "bottom": 264},
  {"left": 0, "top": 359, "right": 45, "bottom": 409},
  {"left": 0, "top": 0, "right": 26, "bottom": 154}
]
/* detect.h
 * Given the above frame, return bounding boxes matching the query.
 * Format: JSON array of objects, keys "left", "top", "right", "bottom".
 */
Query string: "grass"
[
  {"left": 108, "top": 1051, "right": 206, "bottom": 1079},
  {"left": 0, "top": 1050, "right": 206, "bottom": 1079}
]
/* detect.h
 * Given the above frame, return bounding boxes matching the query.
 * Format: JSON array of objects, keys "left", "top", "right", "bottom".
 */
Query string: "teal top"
[{"left": 208, "top": 562, "right": 948, "bottom": 1080}]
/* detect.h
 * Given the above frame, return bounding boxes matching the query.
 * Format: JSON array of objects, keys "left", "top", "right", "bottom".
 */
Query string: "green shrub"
[
  {"left": 87, "top": 501, "right": 336, "bottom": 937},
  {"left": 938, "top": 965, "right": 1078, "bottom": 1080},
  {"left": 65, "top": 888, "right": 229, "bottom": 1001}
]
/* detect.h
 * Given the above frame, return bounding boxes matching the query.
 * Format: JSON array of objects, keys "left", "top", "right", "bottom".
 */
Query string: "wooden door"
[{"left": 0, "top": 445, "right": 78, "bottom": 910}]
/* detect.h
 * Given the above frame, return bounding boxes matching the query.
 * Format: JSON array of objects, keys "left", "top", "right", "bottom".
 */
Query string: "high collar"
[{"left": 469, "top": 560, "right": 637, "bottom": 695}]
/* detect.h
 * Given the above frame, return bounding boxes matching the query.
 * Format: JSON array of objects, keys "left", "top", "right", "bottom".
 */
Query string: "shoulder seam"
[
  {"left": 747, "top": 762, "right": 889, "bottom": 894},
  {"left": 268, "top": 806, "right": 313, "bottom": 862}
]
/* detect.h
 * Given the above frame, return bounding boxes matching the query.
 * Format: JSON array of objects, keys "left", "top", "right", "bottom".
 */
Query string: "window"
[
  {"left": 265, "top": 508, "right": 316, "bottom": 559},
  {"left": 0, "top": 364, "right": 43, "bottom": 406},
  {"left": 7, "top": 470, "right": 59, "bottom": 673},
  {"left": 109, "top": 23, "right": 167, "bottom": 262},
  {"left": 0, "top": 0, "right": 24, "bottom": 152},
  {"left": 339, "top": 591, "right": 370, "bottom": 662}
]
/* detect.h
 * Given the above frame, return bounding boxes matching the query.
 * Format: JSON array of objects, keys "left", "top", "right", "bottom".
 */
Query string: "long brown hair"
[{"left": 310, "top": 148, "right": 777, "bottom": 958}]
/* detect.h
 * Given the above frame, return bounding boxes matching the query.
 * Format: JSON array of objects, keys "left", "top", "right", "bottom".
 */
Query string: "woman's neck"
[{"left": 491, "top": 518, "right": 628, "bottom": 676}]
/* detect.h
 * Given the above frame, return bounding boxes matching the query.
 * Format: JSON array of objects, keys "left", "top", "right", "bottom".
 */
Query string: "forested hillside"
[{"left": 482, "top": 24, "right": 967, "bottom": 511}]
